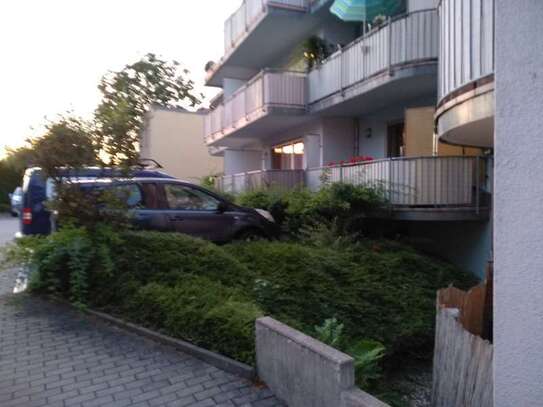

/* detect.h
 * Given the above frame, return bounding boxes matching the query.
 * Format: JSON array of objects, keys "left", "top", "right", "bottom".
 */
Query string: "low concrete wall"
[{"left": 255, "top": 317, "right": 390, "bottom": 407}]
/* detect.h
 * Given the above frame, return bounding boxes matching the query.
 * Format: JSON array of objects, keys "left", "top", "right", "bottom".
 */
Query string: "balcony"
[
  {"left": 308, "top": 9, "right": 439, "bottom": 115},
  {"left": 216, "top": 169, "right": 305, "bottom": 194},
  {"left": 435, "top": 0, "right": 495, "bottom": 148},
  {"left": 204, "top": 70, "right": 307, "bottom": 148},
  {"left": 206, "top": 0, "right": 330, "bottom": 86},
  {"left": 215, "top": 156, "right": 489, "bottom": 221}
]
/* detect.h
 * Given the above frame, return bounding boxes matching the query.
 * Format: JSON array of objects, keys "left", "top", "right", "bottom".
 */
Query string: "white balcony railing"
[
  {"left": 438, "top": 0, "right": 495, "bottom": 101},
  {"left": 306, "top": 156, "right": 483, "bottom": 207},
  {"left": 216, "top": 157, "right": 486, "bottom": 212},
  {"left": 224, "top": 0, "right": 309, "bottom": 55},
  {"left": 216, "top": 169, "right": 305, "bottom": 194},
  {"left": 204, "top": 70, "right": 306, "bottom": 143},
  {"left": 308, "top": 9, "right": 438, "bottom": 103}
]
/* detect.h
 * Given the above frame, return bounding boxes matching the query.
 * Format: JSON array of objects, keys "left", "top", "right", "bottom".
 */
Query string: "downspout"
[{"left": 353, "top": 118, "right": 360, "bottom": 156}]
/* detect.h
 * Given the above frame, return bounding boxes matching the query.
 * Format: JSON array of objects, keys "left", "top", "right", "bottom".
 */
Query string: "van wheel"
[{"left": 236, "top": 229, "right": 265, "bottom": 242}]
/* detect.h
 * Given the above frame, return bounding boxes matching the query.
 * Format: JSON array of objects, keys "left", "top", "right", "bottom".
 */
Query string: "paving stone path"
[{"left": 0, "top": 265, "right": 284, "bottom": 407}]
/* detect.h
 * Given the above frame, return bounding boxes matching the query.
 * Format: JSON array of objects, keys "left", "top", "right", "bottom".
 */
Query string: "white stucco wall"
[
  {"left": 408, "top": 221, "right": 492, "bottom": 279},
  {"left": 321, "top": 118, "right": 356, "bottom": 164},
  {"left": 357, "top": 97, "right": 436, "bottom": 158},
  {"left": 223, "top": 149, "right": 263, "bottom": 175},
  {"left": 494, "top": 1, "right": 543, "bottom": 405},
  {"left": 358, "top": 118, "right": 388, "bottom": 158}
]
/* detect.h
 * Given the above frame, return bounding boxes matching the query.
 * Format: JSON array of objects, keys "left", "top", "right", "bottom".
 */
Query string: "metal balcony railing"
[
  {"left": 308, "top": 9, "right": 439, "bottom": 104},
  {"left": 438, "top": 0, "right": 495, "bottom": 101},
  {"left": 215, "top": 169, "right": 305, "bottom": 194},
  {"left": 216, "top": 156, "right": 488, "bottom": 213},
  {"left": 224, "top": 0, "right": 309, "bottom": 55},
  {"left": 306, "top": 156, "right": 486, "bottom": 210},
  {"left": 204, "top": 70, "right": 307, "bottom": 144}
]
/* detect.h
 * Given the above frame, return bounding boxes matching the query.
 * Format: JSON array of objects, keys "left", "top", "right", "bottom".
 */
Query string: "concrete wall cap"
[{"left": 256, "top": 316, "right": 354, "bottom": 365}]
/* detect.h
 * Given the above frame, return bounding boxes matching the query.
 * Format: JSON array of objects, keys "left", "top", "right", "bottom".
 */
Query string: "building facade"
[
  {"left": 140, "top": 106, "right": 224, "bottom": 182},
  {"left": 203, "top": 0, "right": 493, "bottom": 278}
]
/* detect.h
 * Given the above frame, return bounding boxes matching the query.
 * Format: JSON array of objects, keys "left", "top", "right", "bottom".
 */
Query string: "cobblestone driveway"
[{"left": 0, "top": 266, "right": 283, "bottom": 407}]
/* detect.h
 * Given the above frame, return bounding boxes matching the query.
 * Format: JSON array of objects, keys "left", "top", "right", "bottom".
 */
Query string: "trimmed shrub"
[
  {"left": 224, "top": 240, "right": 477, "bottom": 356},
  {"left": 13, "top": 225, "right": 477, "bottom": 376},
  {"left": 129, "top": 278, "right": 262, "bottom": 364},
  {"left": 112, "top": 231, "right": 248, "bottom": 286},
  {"left": 236, "top": 184, "right": 385, "bottom": 236}
]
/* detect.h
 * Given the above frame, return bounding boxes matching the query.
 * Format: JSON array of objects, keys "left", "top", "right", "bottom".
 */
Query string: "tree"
[
  {"left": 95, "top": 53, "right": 202, "bottom": 167},
  {"left": 29, "top": 117, "right": 100, "bottom": 181},
  {"left": 0, "top": 146, "right": 34, "bottom": 210}
]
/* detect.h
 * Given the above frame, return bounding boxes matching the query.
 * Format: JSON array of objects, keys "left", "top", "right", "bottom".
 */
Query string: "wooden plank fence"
[{"left": 432, "top": 263, "right": 493, "bottom": 407}]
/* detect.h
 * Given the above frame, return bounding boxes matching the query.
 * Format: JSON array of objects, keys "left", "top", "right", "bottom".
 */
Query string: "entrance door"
[{"left": 387, "top": 123, "right": 405, "bottom": 158}]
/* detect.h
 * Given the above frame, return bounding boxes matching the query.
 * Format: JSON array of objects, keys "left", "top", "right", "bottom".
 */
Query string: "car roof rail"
[{"left": 135, "top": 158, "right": 163, "bottom": 169}]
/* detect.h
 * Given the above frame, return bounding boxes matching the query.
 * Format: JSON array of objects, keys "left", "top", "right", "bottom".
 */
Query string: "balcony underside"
[
  {"left": 207, "top": 107, "right": 310, "bottom": 149},
  {"left": 309, "top": 62, "right": 438, "bottom": 116},
  {"left": 208, "top": 7, "right": 333, "bottom": 87},
  {"left": 436, "top": 83, "right": 495, "bottom": 149},
  {"left": 370, "top": 207, "right": 490, "bottom": 222}
]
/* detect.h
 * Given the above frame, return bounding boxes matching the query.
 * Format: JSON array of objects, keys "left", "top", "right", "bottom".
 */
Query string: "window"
[
  {"left": 110, "top": 184, "right": 143, "bottom": 208},
  {"left": 164, "top": 184, "right": 220, "bottom": 211},
  {"left": 271, "top": 140, "right": 304, "bottom": 170}
]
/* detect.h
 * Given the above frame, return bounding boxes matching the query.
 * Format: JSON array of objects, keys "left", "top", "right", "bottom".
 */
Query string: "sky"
[{"left": 0, "top": 0, "right": 242, "bottom": 158}]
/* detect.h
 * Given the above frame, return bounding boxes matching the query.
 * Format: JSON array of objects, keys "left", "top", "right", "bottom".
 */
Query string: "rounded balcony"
[{"left": 435, "top": 0, "right": 495, "bottom": 149}]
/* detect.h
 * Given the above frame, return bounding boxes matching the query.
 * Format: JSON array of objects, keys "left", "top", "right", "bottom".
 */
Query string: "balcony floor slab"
[
  {"left": 309, "top": 62, "right": 438, "bottom": 116},
  {"left": 207, "top": 107, "right": 311, "bottom": 149}
]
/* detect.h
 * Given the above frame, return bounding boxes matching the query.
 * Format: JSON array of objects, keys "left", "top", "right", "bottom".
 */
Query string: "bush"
[
  {"left": 12, "top": 225, "right": 477, "bottom": 387},
  {"left": 223, "top": 240, "right": 476, "bottom": 356},
  {"left": 129, "top": 278, "right": 262, "bottom": 364},
  {"left": 18, "top": 225, "right": 117, "bottom": 308},
  {"left": 236, "top": 184, "right": 385, "bottom": 236}
]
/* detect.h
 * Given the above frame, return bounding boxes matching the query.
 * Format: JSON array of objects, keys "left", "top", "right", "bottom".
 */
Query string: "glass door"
[{"left": 271, "top": 140, "right": 304, "bottom": 170}]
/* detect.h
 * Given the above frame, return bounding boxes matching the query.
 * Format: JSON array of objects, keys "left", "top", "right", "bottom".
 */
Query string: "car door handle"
[{"left": 169, "top": 215, "right": 184, "bottom": 221}]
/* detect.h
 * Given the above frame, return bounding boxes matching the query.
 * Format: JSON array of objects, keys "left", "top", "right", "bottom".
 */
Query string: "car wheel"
[
  {"left": 11, "top": 211, "right": 18, "bottom": 218},
  {"left": 236, "top": 229, "right": 265, "bottom": 242}
]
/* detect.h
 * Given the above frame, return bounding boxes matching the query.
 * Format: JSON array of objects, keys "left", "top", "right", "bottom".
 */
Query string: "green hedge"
[
  {"left": 235, "top": 183, "right": 385, "bottom": 235},
  {"left": 129, "top": 279, "right": 262, "bottom": 364},
  {"left": 15, "top": 226, "right": 477, "bottom": 367}
]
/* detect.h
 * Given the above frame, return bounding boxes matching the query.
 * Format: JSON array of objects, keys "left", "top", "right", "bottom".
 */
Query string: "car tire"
[
  {"left": 11, "top": 211, "right": 18, "bottom": 218},
  {"left": 236, "top": 228, "right": 266, "bottom": 242}
]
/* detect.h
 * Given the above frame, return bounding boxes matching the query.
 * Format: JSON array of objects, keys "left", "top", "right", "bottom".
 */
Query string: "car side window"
[
  {"left": 164, "top": 184, "right": 220, "bottom": 211},
  {"left": 106, "top": 184, "right": 143, "bottom": 208}
]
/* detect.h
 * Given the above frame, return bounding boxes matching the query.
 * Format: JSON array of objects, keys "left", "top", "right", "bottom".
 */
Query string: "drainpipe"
[{"left": 354, "top": 118, "right": 360, "bottom": 156}]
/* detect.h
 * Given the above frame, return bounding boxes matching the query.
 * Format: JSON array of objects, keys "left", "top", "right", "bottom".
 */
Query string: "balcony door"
[
  {"left": 271, "top": 140, "right": 304, "bottom": 170},
  {"left": 387, "top": 122, "right": 405, "bottom": 158}
]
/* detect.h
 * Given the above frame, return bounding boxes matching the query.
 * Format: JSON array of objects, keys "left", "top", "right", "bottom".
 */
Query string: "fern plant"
[
  {"left": 315, "top": 318, "right": 386, "bottom": 389},
  {"left": 314, "top": 317, "right": 344, "bottom": 348},
  {"left": 348, "top": 340, "right": 386, "bottom": 388}
]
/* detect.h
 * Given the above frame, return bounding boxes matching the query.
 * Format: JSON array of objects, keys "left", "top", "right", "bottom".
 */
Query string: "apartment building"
[
  {"left": 140, "top": 105, "right": 223, "bottom": 182},
  {"left": 200, "top": 1, "right": 543, "bottom": 403},
  {"left": 203, "top": 0, "right": 492, "bottom": 277}
]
